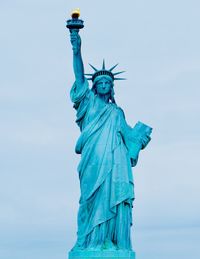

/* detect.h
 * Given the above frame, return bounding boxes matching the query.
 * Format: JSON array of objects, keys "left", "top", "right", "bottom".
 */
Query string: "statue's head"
[
  {"left": 85, "top": 60, "right": 126, "bottom": 103},
  {"left": 92, "top": 75, "right": 115, "bottom": 102}
]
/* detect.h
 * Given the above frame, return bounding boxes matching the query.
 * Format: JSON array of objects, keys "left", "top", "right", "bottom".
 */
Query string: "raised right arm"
[{"left": 70, "top": 29, "right": 85, "bottom": 85}]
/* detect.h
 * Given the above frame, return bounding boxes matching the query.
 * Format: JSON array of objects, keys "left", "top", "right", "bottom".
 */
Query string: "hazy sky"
[{"left": 0, "top": 1, "right": 200, "bottom": 259}]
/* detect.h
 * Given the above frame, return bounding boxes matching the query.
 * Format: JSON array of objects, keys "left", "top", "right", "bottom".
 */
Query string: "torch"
[{"left": 66, "top": 8, "right": 84, "bottom": 32}]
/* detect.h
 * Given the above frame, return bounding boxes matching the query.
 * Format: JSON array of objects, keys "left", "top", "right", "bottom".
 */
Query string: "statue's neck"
[{"left": 97, "top": 93, "right": 110, "bottom": 103}]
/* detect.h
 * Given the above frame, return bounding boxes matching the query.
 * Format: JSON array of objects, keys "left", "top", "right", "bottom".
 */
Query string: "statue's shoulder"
[{"left": 115, "top": 106, "right": 126, "bottom": 119}]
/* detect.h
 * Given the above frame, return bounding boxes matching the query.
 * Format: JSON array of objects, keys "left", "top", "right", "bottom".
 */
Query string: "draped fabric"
[{"left": 70, "top": 79, "right": 150, "bottom": 250}]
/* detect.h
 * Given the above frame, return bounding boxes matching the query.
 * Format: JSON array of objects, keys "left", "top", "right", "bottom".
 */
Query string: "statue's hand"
[
  {"left": 141, "top": 135, "right": 151, "bottom": 149},
  {"left": 70, "top": 29, "right": 81, "bottom": 55}
]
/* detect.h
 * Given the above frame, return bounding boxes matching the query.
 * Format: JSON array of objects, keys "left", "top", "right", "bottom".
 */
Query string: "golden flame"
[{"left": 71, "top": 8, "right": 80, "bottom": 18}]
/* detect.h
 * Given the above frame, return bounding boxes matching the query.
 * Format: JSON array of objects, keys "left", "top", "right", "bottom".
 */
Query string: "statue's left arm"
[{"left": 118, "top": 109, "right": 152, "bottom": 167}]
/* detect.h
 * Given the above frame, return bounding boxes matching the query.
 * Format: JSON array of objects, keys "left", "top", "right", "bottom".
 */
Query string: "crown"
[{"left": 85, "top": 60, "right": 126, "bottom": 82}]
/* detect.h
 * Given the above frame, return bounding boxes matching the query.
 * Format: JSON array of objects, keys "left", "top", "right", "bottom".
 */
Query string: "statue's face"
[{"left": 95, "top": 77, "right": 112, "bottom": 95}]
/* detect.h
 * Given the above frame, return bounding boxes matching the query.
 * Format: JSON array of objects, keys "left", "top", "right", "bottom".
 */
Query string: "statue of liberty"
[{"left": 67, "top": 9, "right": 152, "bottom": 258}]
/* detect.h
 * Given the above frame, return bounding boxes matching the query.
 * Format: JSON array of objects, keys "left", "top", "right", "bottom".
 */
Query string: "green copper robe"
[{"left": 70, "top": 79, "right": 151, "bottom": 250}]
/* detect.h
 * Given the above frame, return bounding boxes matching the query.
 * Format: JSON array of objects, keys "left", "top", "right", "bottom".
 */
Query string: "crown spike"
[
  {"left": 86, "top": 61, "right": 126, "bottom": 83},
  {"left": 89, "top": 63, "right": 98, "bottom": 71},
  {"left": 113, "top": 71, "right": 125, "bottom": 76},
  {"left": 102, "top": 59, "right": 105, "bottom": 70},
  {"left": 109, "top": 63, "right": 119, "bottom": 71},
  {"left": 114, "top": 78, "right": 126, "bottom": 80}
]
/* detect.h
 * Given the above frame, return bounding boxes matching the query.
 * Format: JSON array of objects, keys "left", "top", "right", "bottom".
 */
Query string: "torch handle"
[{"left": 70, "top": 28, "right": 80, "bottom": 34}]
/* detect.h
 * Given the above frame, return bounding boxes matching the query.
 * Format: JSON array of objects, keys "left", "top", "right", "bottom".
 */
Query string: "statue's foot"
[
  {"left": 102, "top": 240, "right": 117, "bottom": 251},
  {"left": 84, "top": 244, "right": 101, "bottom": 251}
]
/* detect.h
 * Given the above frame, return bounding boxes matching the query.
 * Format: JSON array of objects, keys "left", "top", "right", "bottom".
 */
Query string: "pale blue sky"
[{"left": 0, "top": 1, "right": 200, "bottom": 259}]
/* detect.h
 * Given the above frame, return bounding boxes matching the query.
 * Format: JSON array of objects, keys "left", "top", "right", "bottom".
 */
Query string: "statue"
[{"left": 66, "top": 9, "right": 152, "bottom": 259}]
